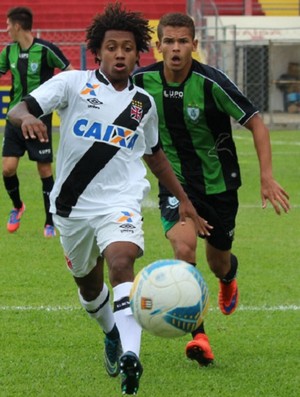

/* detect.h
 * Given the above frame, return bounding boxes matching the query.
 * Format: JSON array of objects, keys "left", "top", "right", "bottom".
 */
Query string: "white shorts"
[{"left": 53, "top": 210, "right": 144, "bottom": 278}]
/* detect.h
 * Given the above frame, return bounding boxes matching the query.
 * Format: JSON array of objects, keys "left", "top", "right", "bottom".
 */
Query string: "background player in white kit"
[{"left": 7, "top": 3, "right": 212, "bottom": 395}]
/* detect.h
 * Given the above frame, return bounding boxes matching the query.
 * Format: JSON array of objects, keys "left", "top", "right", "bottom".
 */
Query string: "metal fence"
[
  {"left": 187, "top": 0, "right": 300, "bottom": 128},
  {"left": 198, "top": 35, "right": 300, "bottom": 129}
]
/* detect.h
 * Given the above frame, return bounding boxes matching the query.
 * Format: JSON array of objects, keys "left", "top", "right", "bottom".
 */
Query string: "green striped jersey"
[
  {"left": 133, "top": 60, "right": 259, "bottom": 194},
  {"left": 0, "top": 37, "right": 70, "bottom": 112}
]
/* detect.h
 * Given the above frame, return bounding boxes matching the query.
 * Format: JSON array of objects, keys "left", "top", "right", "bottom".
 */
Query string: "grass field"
[{"left": 0, "top": 128, "right": 299, "bottom": 397}]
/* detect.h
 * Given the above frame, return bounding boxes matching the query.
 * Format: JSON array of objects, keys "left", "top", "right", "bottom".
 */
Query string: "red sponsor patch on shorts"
[{"left": 65, "top": 255, "right": 73, "bottom": 269}]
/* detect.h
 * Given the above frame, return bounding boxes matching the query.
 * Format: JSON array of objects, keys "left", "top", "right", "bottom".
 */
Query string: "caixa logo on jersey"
[{"left": 73, "top": 119, "right": 139, "bottom": 149}]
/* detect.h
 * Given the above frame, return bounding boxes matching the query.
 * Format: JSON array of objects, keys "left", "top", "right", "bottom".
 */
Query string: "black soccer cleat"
[{"left": 120, "top": 351, "right": 143, "bottom": 395}]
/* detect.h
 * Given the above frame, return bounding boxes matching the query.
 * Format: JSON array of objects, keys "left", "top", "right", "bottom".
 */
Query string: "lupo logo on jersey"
[
  {"left": 73, "top": 119, "right": 139, "bottom": 150},
  {"left": 163, "top": 89, "right": 183, "bottom": 99}
]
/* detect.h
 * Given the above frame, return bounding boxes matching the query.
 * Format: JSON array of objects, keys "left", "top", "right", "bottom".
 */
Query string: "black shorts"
[
  {"left": 159, "top": 184, "right": 239, "bottom": 251},
  {"left": 2, "top": 116, "right": 53, "bottom": 163}
]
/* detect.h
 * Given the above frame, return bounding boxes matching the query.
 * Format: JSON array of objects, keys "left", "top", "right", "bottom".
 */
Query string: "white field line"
[{"left": 0, "top": 304, "right": 299, "bottom": 312}]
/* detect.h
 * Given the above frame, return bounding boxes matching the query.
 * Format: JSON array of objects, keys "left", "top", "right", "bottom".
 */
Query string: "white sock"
[
  {"left": 113, "top": 282, "right": 142, "bottom": 356},
  {"left": 78, "top": 283, "right": 115, "bottom": 334}
]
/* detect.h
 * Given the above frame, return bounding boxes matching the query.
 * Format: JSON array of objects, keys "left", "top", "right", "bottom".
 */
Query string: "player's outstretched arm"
[
  {"left": 8, "top": 101, "right": 48, "bottom": 143},
  {"left": 244, "top": 114, "right": 290, "bottom": 215},
  {"left": 144, "top": 149, "right": 213, "bottom": 236}
]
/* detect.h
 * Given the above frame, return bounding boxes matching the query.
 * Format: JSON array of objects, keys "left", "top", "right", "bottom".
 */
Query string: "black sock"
[
  {"left": 105, "top": 324, "right": 119, "bottom": 340},
  {"left": 3, "top": 174, "right": 22, "bottom": 208},
  {"left": 222, "top": 254, "right": 238, "bottom": 283},
  {"left": 192, "top": 322, "right": 205, "bottom": 337},
  {"left": 41, "top": 176, "right": 54, "bottom": 226}
]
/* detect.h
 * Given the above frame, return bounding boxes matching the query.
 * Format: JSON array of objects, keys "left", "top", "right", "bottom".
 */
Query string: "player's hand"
[
  {"left": 178, "top": 199, "right": 213, "bottom": 236},
  {"left": 21, "top": 115, "right": 49, "bottom": 142},
  {"left": 261, "top": 178, "right": 290, "bottom": 214}
]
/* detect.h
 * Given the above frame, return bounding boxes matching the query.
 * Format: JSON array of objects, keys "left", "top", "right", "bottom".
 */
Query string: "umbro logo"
[
  {"left": 87, "top": 98, "right": 103, "bottom": 109},
  {"left": 119, "top": 224, "right": 136, "bottom": 234}
]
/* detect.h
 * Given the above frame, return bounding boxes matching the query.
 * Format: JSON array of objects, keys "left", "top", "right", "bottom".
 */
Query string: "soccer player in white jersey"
[{"left": 7, "top": 2, "right": 212, "bottom": 395}]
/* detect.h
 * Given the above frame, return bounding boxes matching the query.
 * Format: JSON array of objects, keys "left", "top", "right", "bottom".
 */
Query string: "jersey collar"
[
  {"left": 96, "top": 69, "right": 134, "bottom": 91},
  {"left": 96, "top": 69, "right": 110, "bottom": 85},
  {"left": 159, "top": 59, "right": 194, "bottom": 87}
]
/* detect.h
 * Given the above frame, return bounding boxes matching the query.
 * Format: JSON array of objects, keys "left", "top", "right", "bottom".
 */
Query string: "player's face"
[
  {"left": 156, "top": 26, "right": 198, "bottom": 82},
  {"left": 97, "top": 30, "right": 139, "bottom": 91},
  {"left": 6, "top": 19, "right": 18, "bottom": 41}
]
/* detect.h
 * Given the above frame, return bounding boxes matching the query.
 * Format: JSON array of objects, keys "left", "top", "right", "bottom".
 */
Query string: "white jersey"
[{"left": 25, "top": 69, "right": 159, "bottom": 218}]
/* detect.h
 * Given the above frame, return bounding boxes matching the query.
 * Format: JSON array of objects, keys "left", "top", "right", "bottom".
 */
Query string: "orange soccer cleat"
[
  {"left": 218, "top": 278, "right": 239, "bottom": 315},
  {"left": 186, "top": 333, "right": 214, "bottom": 366},
  {"left": 7, "top": 202, "right": 26, "bottom": 233}
]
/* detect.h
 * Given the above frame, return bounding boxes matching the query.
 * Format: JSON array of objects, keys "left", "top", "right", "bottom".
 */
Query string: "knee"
[
  {"left": 109, "top": 257, "right": 135, "bottom": 286},
  {"left": 78, "top": 280, "right": 104, "bottom": 301},
  {"left": 2, "top": 163, "right": 16, "bottom": 177},
  {"left": 37, "top": 163, "right": 52, "bottom": 178},
  {"left": 172, "top": 241, "right": 197, "bottom": 263}
]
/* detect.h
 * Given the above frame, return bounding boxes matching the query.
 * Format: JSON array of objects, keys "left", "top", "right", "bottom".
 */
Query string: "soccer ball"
[{"left": 129, "top": 259, "right": 209, "bottom": 338}]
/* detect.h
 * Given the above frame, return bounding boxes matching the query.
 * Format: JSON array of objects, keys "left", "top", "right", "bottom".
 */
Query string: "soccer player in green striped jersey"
[
  {"left": 0, "top": 7, "right": 73, "bottom": 237},
  {"left": 133, "top": 13, "right": 290, "bottom": 366}
]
